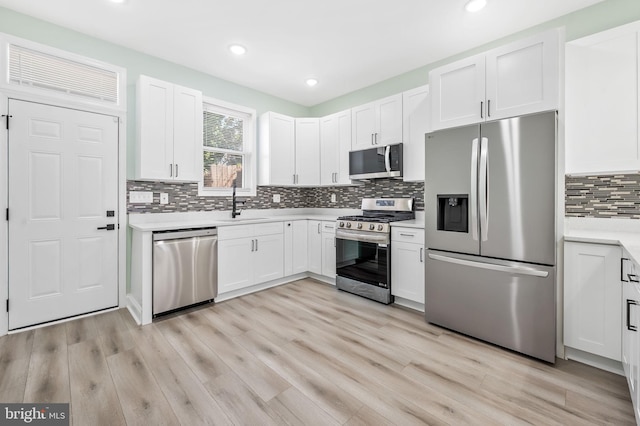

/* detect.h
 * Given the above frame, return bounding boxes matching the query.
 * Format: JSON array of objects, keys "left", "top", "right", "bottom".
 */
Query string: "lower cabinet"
[
  {"left": 308, "top": 220, "right": 336, "bottom": 279},
  {"left": 622, "top": 252, "right": 640, "bottom": 423},
  {"left": 218, "top": 223, "right": 284, "bottom": 293},
  {"left": 564, "top": 241, "right": 622, "bottom": 361},
  {"left": 391, "top": 227, "right": 425, "bottom": 304},
  {"left": 284, "top": 220, "right": 308, "bottom": 276}
]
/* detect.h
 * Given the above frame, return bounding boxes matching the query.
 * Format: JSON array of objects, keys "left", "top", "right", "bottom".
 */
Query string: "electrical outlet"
[
  {"left": 129, "top": 191, "right": 153, "bottom": 203},
  {"left": 159, "top": 193, "right": 169, "bottom": 204},
  {"left": 273, "top": 194, "right": 281, "bottom": 203},
  {"left": 331, "top": 193, "right": 337, "bottom": 203}
]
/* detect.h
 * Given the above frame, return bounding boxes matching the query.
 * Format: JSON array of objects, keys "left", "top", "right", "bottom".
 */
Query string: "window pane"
[
  {"left": 203, "top": 152, "right": 244, "bottom": 188},
  {"left": 203, "top": 110, "right": 243, "bottom": 151}
]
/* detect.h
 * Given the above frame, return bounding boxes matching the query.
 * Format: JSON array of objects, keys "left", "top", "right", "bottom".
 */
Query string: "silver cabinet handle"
[
  {"left": 470, "top": 138, "right": 479, "bottom": 242},
  {"left": 400, "top": 233, "right": 415, "bottom": 237},
  {"left": 255, "top": 238, "right": 258, "bottom": 251},
  {"left": 487, "top": 99, "right": 491, "bottom": 118},
  {"left": 371, "top": 133, "right": 374, "bottom": 145},
  {"left": 480, "top": 101, "right": 484, "bottom": 119},
  {"left": 251, "top": 239, "right": 255, "bottom": 252},
  {"left": 175, "top": 164, "right": 178, "bottom": 177},
  {"left": 169, "top": 163, "right": 173, "bottom": 177},
  {"left": 420, "top": 247, "right": 423, "bottom": 263},
  {"left": 375, "top": 133, "right": 378, "bottom": 145},
  {"left": 317, "top": 223, "right": 321, "bottom": 234}
]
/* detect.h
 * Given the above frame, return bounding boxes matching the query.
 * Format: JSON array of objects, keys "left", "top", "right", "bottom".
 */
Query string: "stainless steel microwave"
[{"left": 349, "top": 143, "right": 403, "bottom": 180}]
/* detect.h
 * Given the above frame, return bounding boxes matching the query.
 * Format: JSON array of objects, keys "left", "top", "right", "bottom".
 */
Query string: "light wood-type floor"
[{"left": 0, "top": 278, "right": 635, "bottom": 425}]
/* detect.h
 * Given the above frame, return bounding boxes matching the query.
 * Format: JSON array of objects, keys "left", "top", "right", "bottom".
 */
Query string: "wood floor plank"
[
  {"left": 68, "top": 338, "right": 126, "bottom": 426},
  {"left": 95, "top": 310, "right": 136, "bottom": 357},
  {"left": 66, "top": 316, "right": 99, "bottom": 346},
  {"left": 0, "top": 330, "right": 34, "bottom": 402},
  {"left": 565, "top": 388, "right": 636, "bottom": 425},
  {"left": 267, "top": 386, "right": 341, "bottom": 426},
  {"left": 345, "top": 406, "right": 396, "bottom": 426},
  {"left": 132, "top": 325, "right": 233, "bottom": 425},
  {"left": 23, "top": 324, "right": 70, "bottom": 403},
  {"left": 106, "top": 347, "right": 178, "bottom": 425},
  {"left": 203, "top": 372, "right": 282, "bottom": 426}
]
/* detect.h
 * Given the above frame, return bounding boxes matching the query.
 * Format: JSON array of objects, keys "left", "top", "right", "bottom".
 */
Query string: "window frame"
[{"left": 198, "top": 96, "right": 257, "bottom": 197}]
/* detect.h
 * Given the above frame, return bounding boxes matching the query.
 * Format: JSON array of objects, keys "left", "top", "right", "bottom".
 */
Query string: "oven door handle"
[{"left": 336, "top": 229, "right": 389, "bottom": 244}]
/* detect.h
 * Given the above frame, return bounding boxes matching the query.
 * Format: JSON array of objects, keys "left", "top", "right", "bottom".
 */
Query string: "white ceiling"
[{"left": 0, "top": 0, "right": 603, "bottom": 107}]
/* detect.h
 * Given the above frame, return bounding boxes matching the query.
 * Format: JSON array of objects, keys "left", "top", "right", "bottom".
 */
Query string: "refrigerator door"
[
  {"left": 425, "top": 250, "right": 556, "bottom": 363},
  {"left": 425, "top": 124, "right": 481, "bottom": 255},
  {"left": 479, "top": 111, "right": 556, "bottom": 265}
]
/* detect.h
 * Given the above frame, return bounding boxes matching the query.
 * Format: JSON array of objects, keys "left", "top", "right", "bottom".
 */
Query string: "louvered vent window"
[{"left": 9, "top": 44, "right": 119, "bottom": 103}]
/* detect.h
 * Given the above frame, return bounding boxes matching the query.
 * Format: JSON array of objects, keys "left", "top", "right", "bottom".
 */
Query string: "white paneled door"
[{"left": 8, "top": 99, "right": 119, "bottom": 330}]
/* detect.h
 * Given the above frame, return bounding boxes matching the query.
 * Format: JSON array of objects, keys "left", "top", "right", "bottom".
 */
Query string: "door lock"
[{"left": 97, "top": 224, "right": 115, "bottom": 231}]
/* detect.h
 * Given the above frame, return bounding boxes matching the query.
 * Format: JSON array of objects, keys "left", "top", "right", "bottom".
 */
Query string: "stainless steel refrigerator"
[{"left": 424, "top": 110, "right": 556, "bottom": 363}]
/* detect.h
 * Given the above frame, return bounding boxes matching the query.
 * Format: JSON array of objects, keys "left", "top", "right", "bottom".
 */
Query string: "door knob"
[{"left": 97, "top": 224, "right": 115, "bottom": 231}]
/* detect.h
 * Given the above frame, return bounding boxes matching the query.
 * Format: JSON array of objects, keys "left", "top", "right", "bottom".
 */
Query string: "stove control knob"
[
  {"left": 377, "top": 224, "right": 384, "bottom": 231},
  {"left": 357, "top": 223, "right": 363, "bottom": 229},
  {"left": 346, "top": 222, "right": 351, "bottom": 228},
  {"left": 339, "top": 222, "right": 344, "bottom": 228},
  {"left": 369, "top": 224, "right": 375, "bottom": 230}
]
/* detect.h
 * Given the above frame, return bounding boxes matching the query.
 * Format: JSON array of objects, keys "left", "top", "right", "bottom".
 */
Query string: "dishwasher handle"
[{"left": 153, "top": 227, "right": 217, "bottom": 241}]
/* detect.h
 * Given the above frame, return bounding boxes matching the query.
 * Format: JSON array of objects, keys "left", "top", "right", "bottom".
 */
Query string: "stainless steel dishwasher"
[{"left": 152, "top": 227, "right": 218, "bottom": 316}]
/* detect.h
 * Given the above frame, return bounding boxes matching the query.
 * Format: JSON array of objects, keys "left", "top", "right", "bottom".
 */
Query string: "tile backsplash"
[
  {"left": 127, "top": 179, "right": 425, "bottom": 214},
  {"left": 566, "top": 173, "right": 640, "bottom": 219}
]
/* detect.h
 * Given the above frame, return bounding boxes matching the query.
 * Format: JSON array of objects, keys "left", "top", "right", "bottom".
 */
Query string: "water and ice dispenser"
[{"left": 437, "top": 195, "right": 468, "bottom": 233}]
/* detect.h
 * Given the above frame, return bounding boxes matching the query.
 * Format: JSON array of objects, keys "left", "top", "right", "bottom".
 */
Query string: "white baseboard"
[
  {"left": 393, "top": 297, "right": 424, "bottom": 312},
  {"left": 126, "top": 294, "right": 143, "bottom": 325}
]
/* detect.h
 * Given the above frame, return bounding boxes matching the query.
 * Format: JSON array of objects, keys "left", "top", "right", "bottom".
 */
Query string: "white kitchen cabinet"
[
  {"left": 136, "top": 75, "right": 203, "bottom": 181},
  {"left": 218, "top": 223, "right": 284, "bottom": 293},
  {"left": 258, "top": 114, "right": 320, "bottom": 186},
  {"left": 622, "top": 253, "right": 640, "bottom": 424},
  {"left": 351, "top": 93, "right": 403, "bottom": 150},
  {"left": 391, "top": 227, "right": 425, "bottom": 304},
  {"left": 258, "top": 112, "right": 295, "bottom": 185},
  {"left": 564, "top": 241, "right": 622, "bottom": 361},
  {"left": 321, "top": 222, "right": 336, "bottom": 279},
  {"left": 284, "top": 220, "right": 308, "bottom": 276},
  {"left": 320, "top": 110, "right": 352, "bottom": 185},
  {"left": 430, "top": 29, "right": 559, "bottom": 131},
  {"left": 295, "top": 118, "right": 321, "bottom": 185},
  {"left": 566, "top": 21, "right": 640, "bottom": 174},
  {"left": 402, "top": 85, "right": 429, "bottom": 182},
  {"left": 308, "top": 220, "right": 322, "bottom": 275}
]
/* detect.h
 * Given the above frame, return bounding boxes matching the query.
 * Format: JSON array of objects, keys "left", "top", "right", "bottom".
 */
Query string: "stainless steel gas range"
[{"left": 335, "top": 198, "right": 415, "bottom": 304}]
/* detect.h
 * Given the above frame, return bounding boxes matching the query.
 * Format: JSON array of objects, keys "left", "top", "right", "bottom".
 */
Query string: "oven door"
[{"left": 336, "top": 229, "right": 390, "bottom": 288}]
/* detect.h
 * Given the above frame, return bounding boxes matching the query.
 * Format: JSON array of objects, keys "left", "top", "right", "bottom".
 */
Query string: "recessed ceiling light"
[
  {"left": 305, "top": 78, "right": 318, "bottom": 87},
  {"left": 229, "top": 44, "right": 247, "bottom": 56},
  {"left": 465, "top": 0, "right": 487, "bottom": 12}
]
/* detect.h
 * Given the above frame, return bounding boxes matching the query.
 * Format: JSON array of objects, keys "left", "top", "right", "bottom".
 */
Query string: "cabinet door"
[
  {"left": 351, "top": 103, "right": 376, "bottom": 150},
  {"left": 218, "top": 237, "right": 253, "bottom": 293},
  {"left": 564, "top": 242, "right": 622, "bottom": 361},
  {"left": 566, "top": 24, "right": 640, "bottom": 174},
  {"left": 391, "top": 241, "right": 424, "bottom": 303},
  {"left": 320, "top": 115, "right": 339, "bottom": 185},
  {"left": 292, "top": 220, "right": 308, "bottom": 274},
  {"left": 486, "top": 29, "right": 559, "bottom": 121},
  {"left": 295, "top": 118, "right": 320, "bottom": 186},
  {"left": 376, "top": 93, "right": 403, "bottom": 146},
  {"left": 307, "top": 220, "right": 322, "bottom": 275},
  {"left": 430, "top": 55, "right": 485, "bottom": 131},
  {"left": 267, "top": 113, "right": 296, "bottom": 185},
  {"left": 402, "top": 85, "right": 429, "bottom": 182},
  {"left": 321, "top": 231, "right": 336, "bottom": 279},
  {"left": 172, "top": 84, "right": 203, "bottom": 182},
  {"left": 254, "top": 233, "right": 284, "bottom": 283},
  {"left": 335, "top": 110, "right": 352, "bottom": 184},
  {"left": 136, "top": 76, "right": 174, "bottom": 180}
]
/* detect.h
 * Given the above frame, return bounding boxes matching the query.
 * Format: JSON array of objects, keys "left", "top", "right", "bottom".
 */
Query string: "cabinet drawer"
[
  {"left": 392, "top": 227, "right": 425, "bottom": 243},
  {"left": 218, "top": 224, "right": 254, "bottom": 240},
  {"left": 255, "top": 221, "right": 284, "bottom": 236}
]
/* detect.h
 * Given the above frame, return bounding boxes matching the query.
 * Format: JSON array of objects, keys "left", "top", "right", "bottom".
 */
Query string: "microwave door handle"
[
  {"left": 470, "top": 138, "right": 479, "bottom": 242},
  {"left": 384, "top": 145, "right": 391, "bottom": 173},
  {"left": 479, "top": 137, "right": 489, "bottom": 242}
]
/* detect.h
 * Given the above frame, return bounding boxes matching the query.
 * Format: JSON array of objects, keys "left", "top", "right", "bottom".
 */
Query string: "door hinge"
[{"left": 1, "top": 114, "right": 11, "bottom": 130}]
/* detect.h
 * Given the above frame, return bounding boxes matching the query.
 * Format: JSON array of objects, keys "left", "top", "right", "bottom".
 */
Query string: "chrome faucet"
[{"left": 231, "top": 178, "right": 243, "bottom": 218}]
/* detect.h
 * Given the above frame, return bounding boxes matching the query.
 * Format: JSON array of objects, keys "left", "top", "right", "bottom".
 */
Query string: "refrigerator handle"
[
  {"left": 384, "top": 145, "right": 391, "bottom": 173},
  {"left": 428, "top": 253, "right": 549, "bottom": 278},
  {"left": 470, "top": 138, "right": 479, "bottom": 241},
  {"left": 479, "top": 137, "right": 489, "bottom": 242}
]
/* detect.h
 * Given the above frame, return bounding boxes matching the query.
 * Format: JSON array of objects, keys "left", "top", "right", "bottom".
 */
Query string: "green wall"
[
  {"left": 0, "top": 6, "right": 310, "bottom": 178},
  {"left": 309, "top": 0, "right": 640, "bottom": 116}
]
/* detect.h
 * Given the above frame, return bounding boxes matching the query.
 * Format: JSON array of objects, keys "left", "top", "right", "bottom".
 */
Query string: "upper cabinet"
[
  {"left": 402, "top": 85, "right": 430, "bottom": 182},
  {"left": 258, "top": 113, "right": 320, "bottom": 186},
  {"left": 566, "top": 21, "right": 640, "bottom": 175},
  {"left": 135, "top": 75, "right": 203, "bottom": 181},
  {"left": 320, "top": 110, "right": 352, "bottom": 185},
  {"left": 351, "top": 93, "right": 403, "bottom": 150},
  {"left": 430, "top": 29, "right": 560, "bottom": 131}
]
